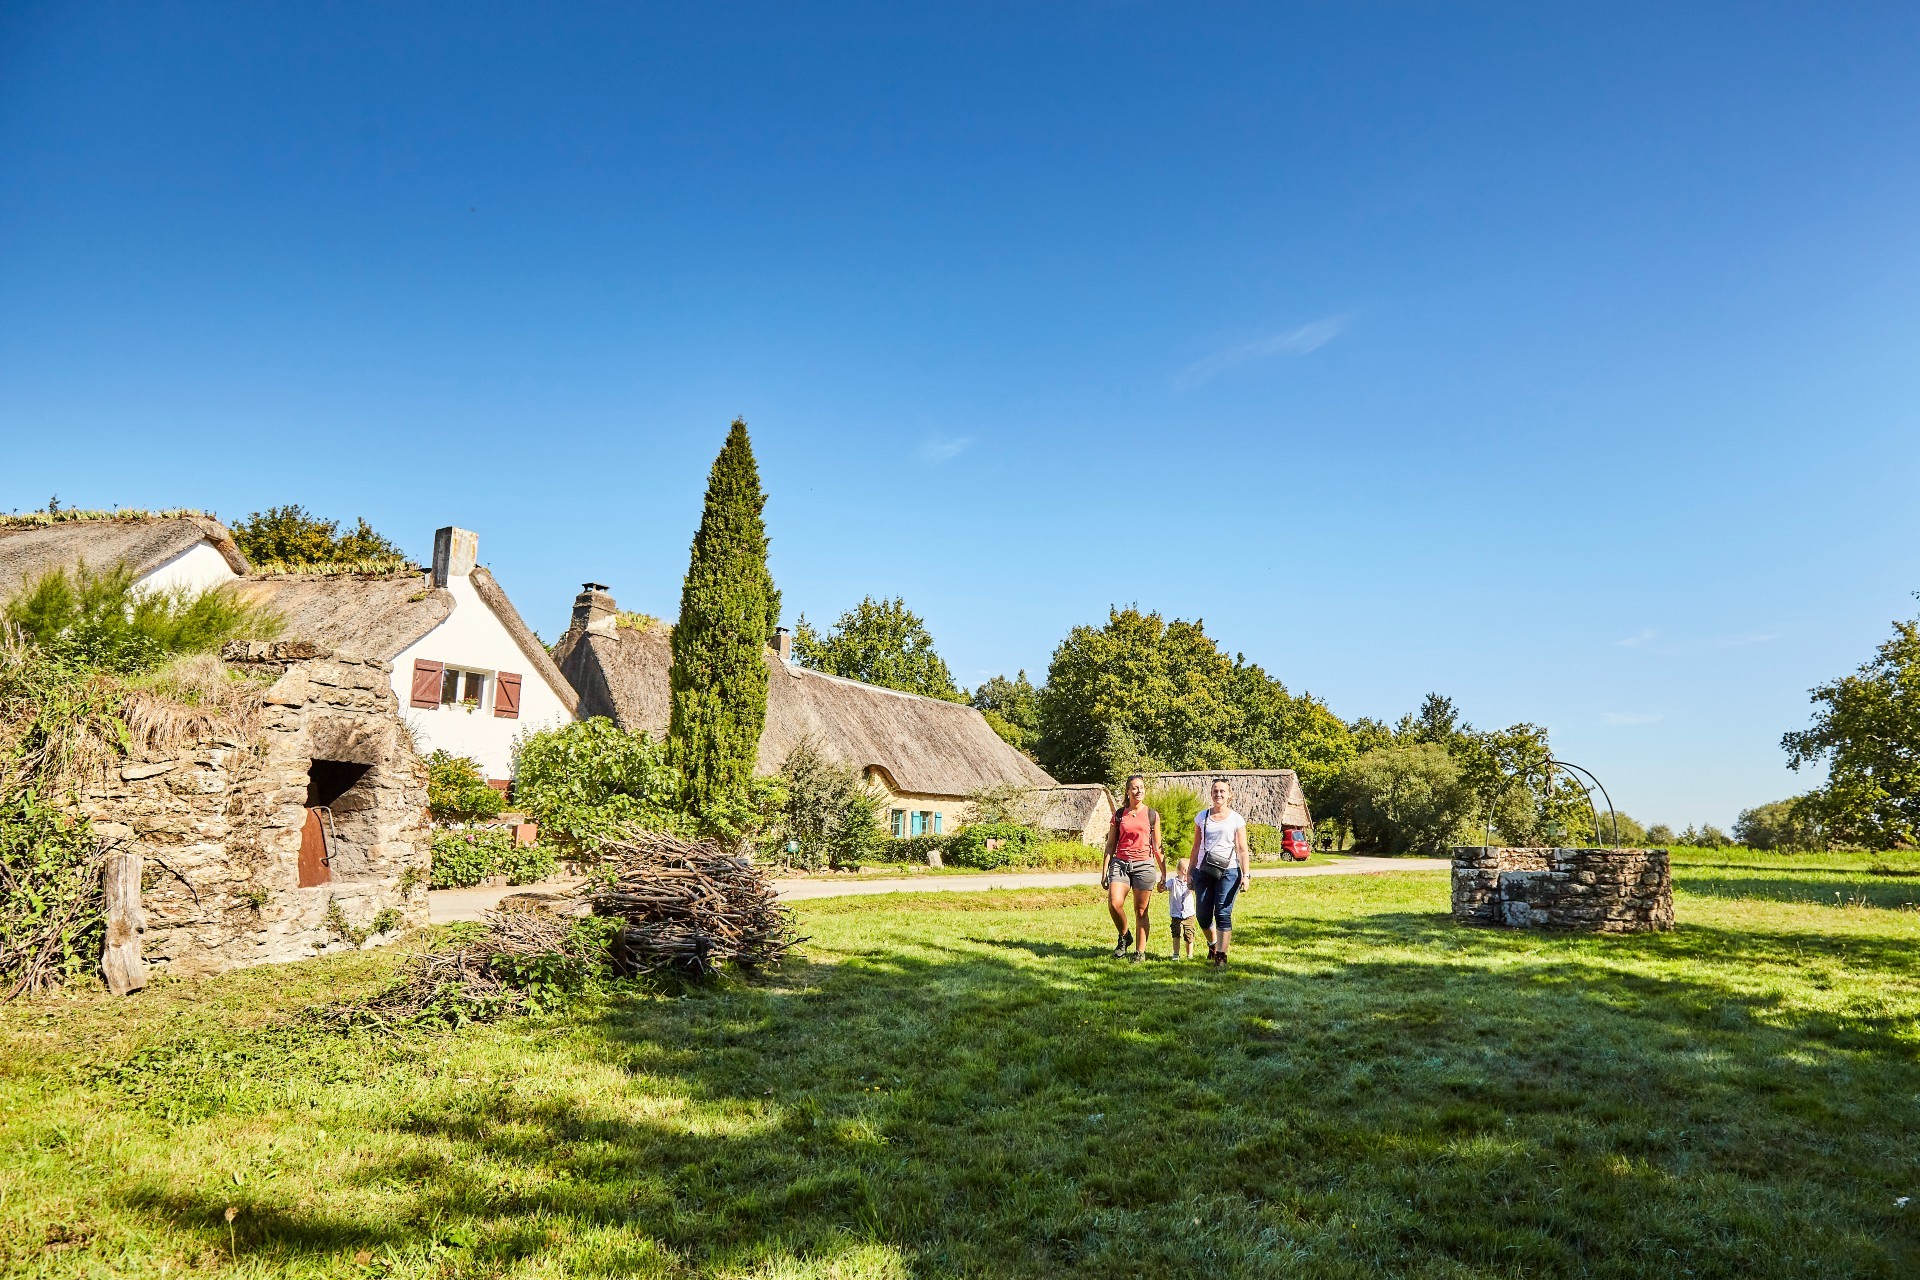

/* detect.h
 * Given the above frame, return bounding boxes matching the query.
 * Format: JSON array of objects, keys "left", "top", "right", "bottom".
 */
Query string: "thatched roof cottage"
[
  {"left": 1152, "top": 769, "right": 1314, "bottom": 831},
  {"left": 1, "top": 514, "right": 577, "bottom": 781},
  {"left": 237, "top": 527, "right": 577, "bottom": 781},
  {"left": 552, "top": 584, "right": 1058, "bottom": 838},
  {"left": 1032, "top": 783, "right": 1117, "bottom": 844}
]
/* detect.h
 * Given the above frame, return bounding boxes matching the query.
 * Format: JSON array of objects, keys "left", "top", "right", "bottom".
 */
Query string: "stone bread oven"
[
  {"left": 1451, "top": 847, "right": 1673, "bottom": 933},
  {"left": 77, "top": 641, "right": 431, "bottom": 979}
]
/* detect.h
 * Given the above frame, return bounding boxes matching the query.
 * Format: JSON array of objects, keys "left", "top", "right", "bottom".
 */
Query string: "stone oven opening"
[{"left": 303, "top": 759, "right": 380, "bottom": 884}]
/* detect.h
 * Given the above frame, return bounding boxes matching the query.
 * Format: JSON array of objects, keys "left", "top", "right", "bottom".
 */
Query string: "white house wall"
[
  {"left": 388, "top": 574, "right": 572, "bottom": 779},
  {"left": 139, "top": 541, "right": 240, "bottom": 596}
]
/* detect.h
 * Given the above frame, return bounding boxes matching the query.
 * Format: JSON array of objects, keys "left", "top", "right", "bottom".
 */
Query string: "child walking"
[{"left": 1166, "top": 857, "right": 1198, "bottom": 959}]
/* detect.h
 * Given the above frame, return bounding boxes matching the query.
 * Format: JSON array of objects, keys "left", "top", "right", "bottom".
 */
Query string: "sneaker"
[
  {"left": 1113, "top": 935, "right": 1130, "bottom": 958},
  {"left": 1124, "top": 929, "right": 1134, "bottom": 950},
  {"left": 1128, "top": 952, "right": 1143, "bottom": 964},
  {"left": 1215, "top": 952, "right": 1229, "bottom": 968}
]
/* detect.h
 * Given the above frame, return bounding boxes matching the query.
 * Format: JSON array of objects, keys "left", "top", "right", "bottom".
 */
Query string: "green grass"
[{"left": 5, "top": 850, "right": 1920, "bottom": 1277}]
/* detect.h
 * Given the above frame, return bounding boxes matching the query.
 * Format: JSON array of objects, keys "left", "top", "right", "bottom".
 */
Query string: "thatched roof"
[
  {"left": 1032, "top": 783, "right": 1115, "bottom": 832},
  {"left": 0, "top": 514, "right": 248, "bottom": 600},
  {"left": 554, "top": 620, "right": 1056, "bottom": 797},
  {"left": 469, "top": 568, "right": 579, "bottom": 714},
  {"left": 235, "top": 573, "right": 451, "bottom": 661},
  {"left": 1152, "top": 769, "right": 1313, "bottom": 828}
]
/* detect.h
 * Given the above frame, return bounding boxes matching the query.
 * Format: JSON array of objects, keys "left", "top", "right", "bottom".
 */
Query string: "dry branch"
[{"left": 592, "top": 829, "right": 802, "bottom": 976}]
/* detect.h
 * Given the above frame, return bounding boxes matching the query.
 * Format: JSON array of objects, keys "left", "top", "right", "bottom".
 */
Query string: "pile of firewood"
[{"left": 591, "top": 830, "right": 801, "bottom": 976}]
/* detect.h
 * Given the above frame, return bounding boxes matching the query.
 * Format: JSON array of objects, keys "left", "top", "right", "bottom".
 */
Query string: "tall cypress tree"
[{"left": 667, "top": 419, "right": 781, "bottom": 820}]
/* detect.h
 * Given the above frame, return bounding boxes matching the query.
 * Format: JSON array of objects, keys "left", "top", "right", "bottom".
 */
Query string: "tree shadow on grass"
[{"left": 107, "top": 909, "right": 1920, "bottom": 1278}]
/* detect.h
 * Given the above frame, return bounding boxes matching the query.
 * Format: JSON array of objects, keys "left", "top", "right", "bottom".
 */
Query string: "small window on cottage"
[
  {"left": 437, "top": 667, "right": 490, "bottom": 710},
  {"left": 909, "top": 811, "right": 924, "bottom": 837},
  {"left": 918, "top": 810, "right": 936, "bottom": 836},
  {"left": 889, "top": 809, "right": 906, "bottom": 839}
]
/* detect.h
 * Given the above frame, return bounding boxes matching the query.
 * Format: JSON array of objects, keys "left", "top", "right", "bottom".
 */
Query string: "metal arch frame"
[{"left": 1480, "top": 757, "right": 1621, "bottom": 848}]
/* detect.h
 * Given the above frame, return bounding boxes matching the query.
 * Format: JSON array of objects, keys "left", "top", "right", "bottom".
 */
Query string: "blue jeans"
[{"left": 1194, "top": 865, "right": 1241, "bottom": 933}]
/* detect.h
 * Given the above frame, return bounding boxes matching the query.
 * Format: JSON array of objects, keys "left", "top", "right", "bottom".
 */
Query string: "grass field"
[{"left": 5, "top": 849, "right": 1920, "bottom": 1277}]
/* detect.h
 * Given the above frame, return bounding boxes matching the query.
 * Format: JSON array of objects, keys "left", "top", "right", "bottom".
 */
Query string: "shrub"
[
  {"left": 426, "top": 750, "right": 506, "bottom": 823},
  {"left": 947, "top": 822, "right": 1038, "bottom": 870},
  {"left": 496, "top": 841, "right": 558, "bottom": 886},
  {"left": 1733, "top": 798, "right": 1825, "bottom": 852},
  {"left": 1248, "top": 822, "right": 1283, "bottom": 856},
  {"left": 5, "top": 562, "right": 280, "bottom": 674},
  {"left": 773, "top": 741, "right": 881, "bottom": 871},
  {"left": 960, "top": 783, "right": 1040, "bottom": 827},
  {"left": 1029, "top": 839, "right": 1103, "bottom": 871},
  {"left": 430, "top": 829, "right": 512, "bottom": 889},
  {"left": 875, "top": 834, "right": 952, "bottom": 865},
  {"left": 512, "top": 717, "right": 688, "bottom": 855}
]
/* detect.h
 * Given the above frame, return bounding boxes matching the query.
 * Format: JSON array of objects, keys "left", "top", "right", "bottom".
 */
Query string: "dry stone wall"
[
  {"left": 1451, "top": 846, "right": 1673, "bottom": 933},
  {"left": 77, "top": 642, "right": 430, "bottom": 976}
]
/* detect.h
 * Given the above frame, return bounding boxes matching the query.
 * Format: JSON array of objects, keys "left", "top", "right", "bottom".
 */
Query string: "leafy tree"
[
  {"left": 1335, "top": 743, "right": 1476, "bottom": 855},
  {"left": 1733, "top": 798, "right": 1825, "bottom": 852},
  {"left": 1035, "top": 606, "right": 1359, "bottom": 798},
  {"left": 1645, "top": 823, "right": 1677, "bottom": 847},
  {"left": 1783, "top": 611, "right": 1920, "bottom": 848},
  {"left": 512, "top": 718, "right": 688, "bottom": 853},
  {"left": 667, "top": 420, "right": 782, "bottom": 823},
  {"left": 424, "top": 750, "right": 506, "bottom": 823},
  {"left": 971, "top": 671, "right": 1041, "bottom": 753},
  {"left": 5, "top": 562, "right": 280, "bottom": 674},
  {"left": 231, "top": 504, "right": 405, "bottom": 567},
  {"left": 1675, "top": 823, "right": 1733, "bottom": 849},
  {"left": 793, "top": 596, "right": 962, "bottom": 701},
  {"left": 1146, "top": 783, "right": 1206, "bottom": 861},
  {"left": 773, "top": 740, "right": 881, "bottom": 871}
]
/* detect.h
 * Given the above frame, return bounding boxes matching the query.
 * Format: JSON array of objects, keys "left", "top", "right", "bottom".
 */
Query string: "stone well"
[{"left": 1450, "top": 846, "right": 1673, "bottom": 933}]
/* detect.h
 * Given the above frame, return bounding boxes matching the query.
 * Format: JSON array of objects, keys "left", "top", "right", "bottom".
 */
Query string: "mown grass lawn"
[{"left": 5, "top": 851, "right": 1920, "bottom": 1278}]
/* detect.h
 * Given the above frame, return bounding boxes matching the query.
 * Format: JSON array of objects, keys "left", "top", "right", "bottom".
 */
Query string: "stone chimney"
[
  {"left": 573, "top": 583, "right": 618, "bottom": 636},
  {"left": 773, "top": 626, "right": 793, "bottom": 664},
  {"left": 431, "top": 527, "right": 478, "bottom": 587}
]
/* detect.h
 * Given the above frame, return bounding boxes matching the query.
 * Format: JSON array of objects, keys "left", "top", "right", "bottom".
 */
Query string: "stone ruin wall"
[
  {"left": 76, "top": 641, "right": 431, "bottom": 976},
  {"left": 1451, "top": 846, "right": 1673, "bottom": 933}
]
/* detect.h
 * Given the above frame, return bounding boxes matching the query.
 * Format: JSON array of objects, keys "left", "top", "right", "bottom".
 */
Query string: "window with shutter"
[
  {"left": 495, "top": 672, "right": 522, "bottom": 719},
  {"left": 409, "top": 660, "right": 444, "bottom": 709}
]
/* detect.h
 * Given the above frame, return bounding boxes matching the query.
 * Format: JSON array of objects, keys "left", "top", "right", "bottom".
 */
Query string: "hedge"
[{"left": 430, "top": 829, "right": 557, "bottom": 889}]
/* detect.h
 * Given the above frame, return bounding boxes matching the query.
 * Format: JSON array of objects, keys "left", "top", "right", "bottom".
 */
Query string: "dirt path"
[{"left": 427, "top": 856, "right": 1448, "bottom": 922}]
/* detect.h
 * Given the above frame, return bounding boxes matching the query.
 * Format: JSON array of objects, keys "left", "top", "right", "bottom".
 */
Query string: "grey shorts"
[{"left": 1105, "top": 858, "right": 1158, "bottom": 891}]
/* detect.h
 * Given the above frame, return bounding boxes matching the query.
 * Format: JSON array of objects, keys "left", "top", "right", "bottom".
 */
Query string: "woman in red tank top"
[{"left": 1103, "top": 774, "right": 1165, "bottom": 961}]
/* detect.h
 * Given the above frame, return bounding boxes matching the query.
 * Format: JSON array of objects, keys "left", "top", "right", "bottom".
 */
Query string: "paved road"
[{"left": 428, "top": 857, "right": 1448, "bottom": 922}]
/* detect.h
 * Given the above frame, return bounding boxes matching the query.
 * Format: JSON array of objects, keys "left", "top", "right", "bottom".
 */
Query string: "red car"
[{"left": 1282, "top": 827, "right": 1312, "bottom": 861}]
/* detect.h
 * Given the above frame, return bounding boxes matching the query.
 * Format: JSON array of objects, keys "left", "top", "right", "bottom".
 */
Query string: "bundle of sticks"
[{"left": 591, "top": 829, "right": 801, "bottom": 977}]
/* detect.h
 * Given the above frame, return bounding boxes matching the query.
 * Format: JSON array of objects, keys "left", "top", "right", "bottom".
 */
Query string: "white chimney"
[{"left": 432, "top": 527, "right": 478, "bottom": 587}]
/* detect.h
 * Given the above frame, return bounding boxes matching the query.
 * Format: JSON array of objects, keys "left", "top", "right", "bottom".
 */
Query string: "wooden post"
[{"left": 101, "top": 851, "right": 147, "bottom": 996}]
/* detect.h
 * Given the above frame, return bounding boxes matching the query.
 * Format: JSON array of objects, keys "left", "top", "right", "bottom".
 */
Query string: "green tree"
[
  {"left": 231, "top": 504, "right": 404, "bottom": 568},
  {"left": 793, "top": 596, "right": 962, "bottom": 701},
  {"left": 667, "top": 420, "right": 782, "bottom": 823},
  {"left": 1732, "top": 798, "right": 1824, "bottom": 852},
  {"left": 1335, "top": 743, "right": 1476, "bottom": 855},
  {"left": 1783, "top": 611, "right": 1920, "bottom": 848},
  {"left": 971, "top": 671, "right": 1041, "bottom": 753},
  {"left": 774, "top": 740, "right": 881, "bottom": 871}
]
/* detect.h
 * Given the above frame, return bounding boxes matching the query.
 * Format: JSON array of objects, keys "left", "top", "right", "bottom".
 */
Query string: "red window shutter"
[
  {"left": 494, "top": 671, "right": 522, "bottom": 719},
  {"left": 409, "top": 659, "right": 444, "bottom": 709}
]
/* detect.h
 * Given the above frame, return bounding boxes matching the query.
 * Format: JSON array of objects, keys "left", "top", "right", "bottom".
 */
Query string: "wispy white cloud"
[
  {"left": 1601, "top": 711, "right": 1663, "bottom": 726},
  {"left": 1174, "top": 316, "right": 1347, "bottom": 389},
  {"left": 1614, "top": 629, "right": 1658, "bottom": 648},
  {"left": 917, "top": 435, "right": 971, "bottom": 464}
]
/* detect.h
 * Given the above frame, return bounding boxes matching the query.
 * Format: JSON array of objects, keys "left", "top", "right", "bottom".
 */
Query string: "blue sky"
[{"left": 4, "top": 2, "right": 1918, "bottom": 826}]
